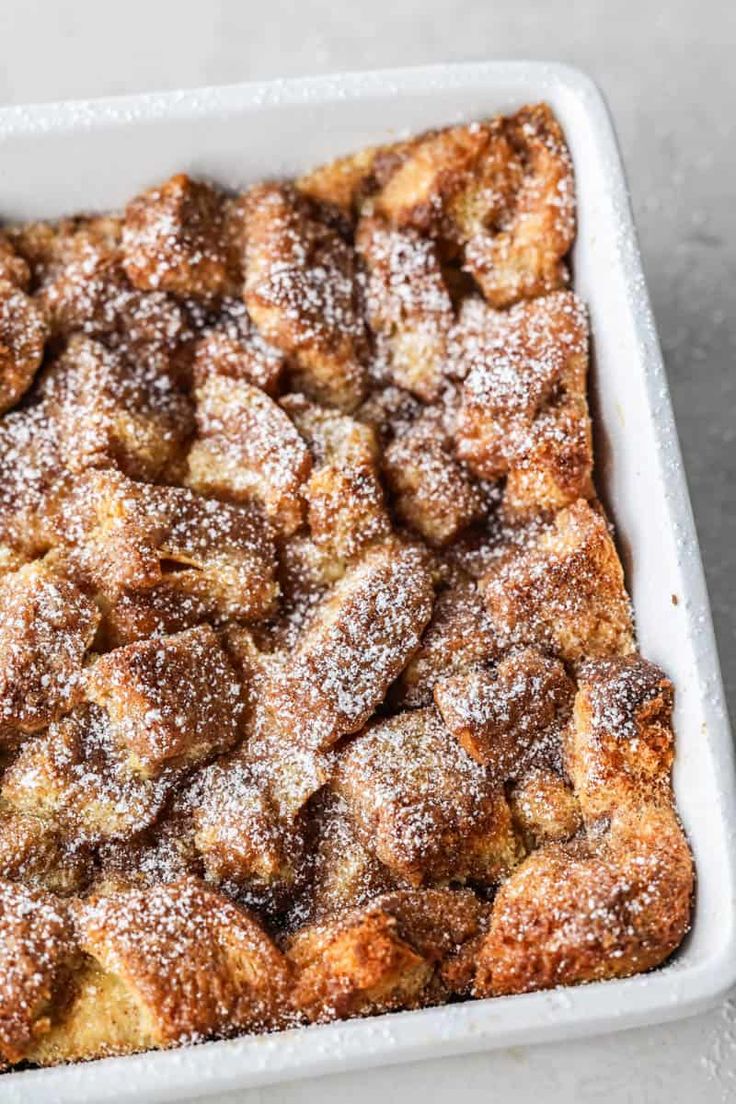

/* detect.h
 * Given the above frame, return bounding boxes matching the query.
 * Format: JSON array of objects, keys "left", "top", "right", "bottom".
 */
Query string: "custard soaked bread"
[{"left": 0, "top": 104, "right": 693, "bottom": 1070}]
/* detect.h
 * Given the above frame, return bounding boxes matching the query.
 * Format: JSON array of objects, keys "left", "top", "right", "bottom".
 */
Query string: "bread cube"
[
  {"left": 29, "top": 879, "right": 292, "bottom": 1064},
  {"left": 395, "top": 575, "right": 498, "bottom": 708},
  {"left": 244, "top": 184, "right": 367, "bottom": 410},
  {"left": 356, "top": 217, "right": 453, "bottom": 401},
  {"left": 434, "top": 647, "right": 574, "bottom": 776},
  {"left": 188, "top": 375, "right": 312, "bottom": 536},
  {"left": 483, "top": 499, "right": 634, "bottom": 662},
  {"left": 288, "top": 887, "right": 487, "bottom": 1022},
  {"left": 373, "top": 120, "right": 520, "bottom": 243},
  {"left": 566, "top": 655, "right": 675, "bottom": 823},
  {"left": 192, "top": 752, "right": 305, "bottom": 907},
  {"left": 61, "top": 469, "right": 278, "bottom": 625},
  {"left": 464, "top": 103, "right": 575, "bottom": 307},
  {"left": 266, "top": 542, "right": 434, "bottom": 752},
  {"left": 0, "top": 233, "right": 30, "bottom": 288},
  {"left": 0, "top": 279, "right": 48, "bottom": 413},
  {"left": 0, "top": 404, "right": 65, "bottom": 559},
  {"left": 0, "top": 558, "right": 99, "bottom": 736},
  {"left": 0, "top": 808, "right": 90, "bottom": 895},
  {"left": 192, "top": 297, "right": 284, "bottom": 396},
  {"left": 40, "top": 335, "right": 193, "bottom": 481},
  {"left": 0, "top": 880, "right": 77, "bottom": 1063},
  {"left": 334, "top": 707, "right": 522, "bottom": 885},
  {"left": 384, "top": 416, "right": 483, "bottom": 546},
  {"left": 282, "top": 394, "right": 390, "bottom": 559},
  {"left": 455, "top": 291, "right": 592, "bottom": 514},
  {"left": 305, "top": 792, "right": 401, "bottom": 921},
  {"left": 86, "top": 625, "right": 244, "bottom": 777},
  {"left": 475, "top": 804, "right": 693, "bottom": 996},
  {"left": 508, "top": 767, "right": 582, "bottom": 850},
  {"left": 2, "top": 706, "right": 170, "bottom": 842},
  {"left": 123, "top": 173, "right": 239, "bottom": 298}
]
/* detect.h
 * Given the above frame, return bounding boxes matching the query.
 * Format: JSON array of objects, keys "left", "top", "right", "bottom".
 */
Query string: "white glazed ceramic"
[{"left": 1, "top": 62, "right": 734, "bottom": 1104}]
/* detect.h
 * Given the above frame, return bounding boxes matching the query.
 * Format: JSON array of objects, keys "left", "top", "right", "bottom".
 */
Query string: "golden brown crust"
[
  {"left": 187, "top": 375, "right": 312, "bottom": 536},
  {"left": 58, "top": 468, "right": 278, "bottom": 630},
  {"left": 0, "top": 279, "right": 48, "bottom": 414},
  {"left": 463, "top": 104, "right": 575, "bottom": 307},
  {"left": 483, "top": 500, "right": 635, "bottom": 662},
  {"left": 565, "top": 655, "right": 675, "bottom": 823},
  {"left": 0, "top": 558, "right": 99, "bottom": 736},
  {"left": 383, "top": 415, "right": 484, "bottom": 546},
  {"left": 29, "top": 879, "right": 292, "bottom": 1063},
  {"left": 288, "top": 887, "right": 488, "bottom": 1021},
  {"left": 475, "top": 804, "right": 693, "bottom": 996},
  {"left": 0, "top": 880, "right": 77, "bottom": 1063},
  {"left": 356, "top": 216, "right": 453, "bottom": 401},
  {"left": 261, "top": 541, "right": 434, "bottom": 755},
  {"left": 334, "top": 707, "right": 522, "bottom": 885},
  {"left": 282, "top": 393, "right": 391, "bottom": 560},
  {"left": 454, "top": 291, "right": 592, "bottom": 514},
  {"left": 394, "top": 574, "right": 499, "bottom": 708},
  {"left": 244, "top": 183, "right": 367, "bottom": 411},
  {"left": 123, "top": 174, "right": 238, "bottom": 298},
  {"left": 434, "top": 647, "right": 574, "bottom": 775},
  {"left": 86, "top": 625, "right": 245, "bottom": 777},
  {"left": 508, "top": 767, "right": 582, "bottom": 850}
]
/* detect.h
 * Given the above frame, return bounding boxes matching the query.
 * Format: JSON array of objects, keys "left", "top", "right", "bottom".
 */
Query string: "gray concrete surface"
[{"left": 0, "top": 1, "right": 734, "bottom": 1100}]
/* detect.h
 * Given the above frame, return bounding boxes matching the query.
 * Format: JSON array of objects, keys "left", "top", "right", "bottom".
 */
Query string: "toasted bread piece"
[
  {"left": 0, "top": 880, "right": 77, "bottom": 1063},
  {"left": 296, "top": 141, "right": 411, "bottom": 216},
  {"left": 565, "top": 655, "right": 675, "bottom": 823},
  {"left": 372, "top": 120, "right": 521, "bottom": 243},
  {"left": 87, "top": 625, "right": 244, "bottom": 778},
  {"left": 475, "top": 804, "right": 693, "bottom": 996},
  {"left": 61, "top": 469, "right": 278, "bottom": 627},
  {"left": 0, "top": 558, "right": 99, "bottom": 736},
  {"left": 0, "top": 233, "right": 30, "bottom": 288},
  {"left": 383, "top": 415, "right": 483, "bottom": 546},
  {"left": 244, "top": 184, "right": 367, "bottom": 410},
  {"left": 356, "top": 216, "right": 453, "bottom": 401},
  {"left": 395, "top": 575, "right": 498, "bottom": 708},
  {"left": 508, "top": 767, "right": 582, "bottom": 850},
  {"left": 263, "top": 542, "right": 434, "bottom": 753},
  {"left": 192, "top": 298, "right": 285, "bottom": 396},
  {"left": 192, "top": 751, "right": 305, "bottom": 904},
  {"left": 39, "top": 335, "right": 193, "bottom": 481},
  {"left": 188, "top": 375, "right": 312, "bottom": 536},
  {"left": 0, "top": 279, "right": 48, "bottom": 414},
  {"left": 304, "top": 792, "right": 401, "bottom": 922},
  {"left": 465, "top": 104, "right": 575, "bottom": 307},
  {"left": 0, "top": 807, "right": 91, "bottom": 895},
  {"left": 335, "top": 707, "right": 521, "bottom": 885},
  {"left": 455, "top": 291, "right": 592, "bottom": 514},
  {"left": 29, "top": 879, "right": 292, "bottom": 1064},
  {"left": 483, "top": 499, "right": 634, "bottom": 662},
  {"left": 2, "top": 707, "right": 171, "bottom": 843},
  {"left": 434, "top": 647, "right": 574, "bottom": 775},
  {"left": 123, "top": 173, "right": 240, "bottom": 298},
  {"left": 28, "top": 216, "right": 192, "bottom": 371},
  {"left": 0, "top": 401, "right": 68, "bottom": 558},
  {"left": 282, "top": 394, "right": 391, "bottom": 559},
  {"left": 288, "top": 887, "right": 487, "bottom": 1021}
]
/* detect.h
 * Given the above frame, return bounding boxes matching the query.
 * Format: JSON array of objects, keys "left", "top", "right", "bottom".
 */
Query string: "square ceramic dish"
[{"left": 1, "top": 61, "right": 734, "bottom": 1104}]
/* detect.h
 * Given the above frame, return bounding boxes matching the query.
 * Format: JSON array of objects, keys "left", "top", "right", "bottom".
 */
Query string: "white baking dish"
[{"left": 0, "top": 61, "right": 734, "bottom": 1104}]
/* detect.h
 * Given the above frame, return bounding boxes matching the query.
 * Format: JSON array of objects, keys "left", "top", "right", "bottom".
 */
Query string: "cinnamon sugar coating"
[{"left": 0, "top": 104, "right": 693, "bottom": 1069}]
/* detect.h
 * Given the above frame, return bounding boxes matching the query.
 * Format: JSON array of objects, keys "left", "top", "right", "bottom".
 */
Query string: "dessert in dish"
[{"left": 0, "top": 102, "right": 694, "bottom": 1069}]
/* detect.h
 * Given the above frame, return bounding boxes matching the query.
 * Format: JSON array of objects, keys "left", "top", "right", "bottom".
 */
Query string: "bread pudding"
[{"left": 0, "top": 102, "right": 694, "bottom": 1069}]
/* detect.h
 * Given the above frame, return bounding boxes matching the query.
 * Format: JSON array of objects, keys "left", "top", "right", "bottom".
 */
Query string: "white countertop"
[{"left": 1, "top": 1, "right": 734, "bottom": 1100}]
